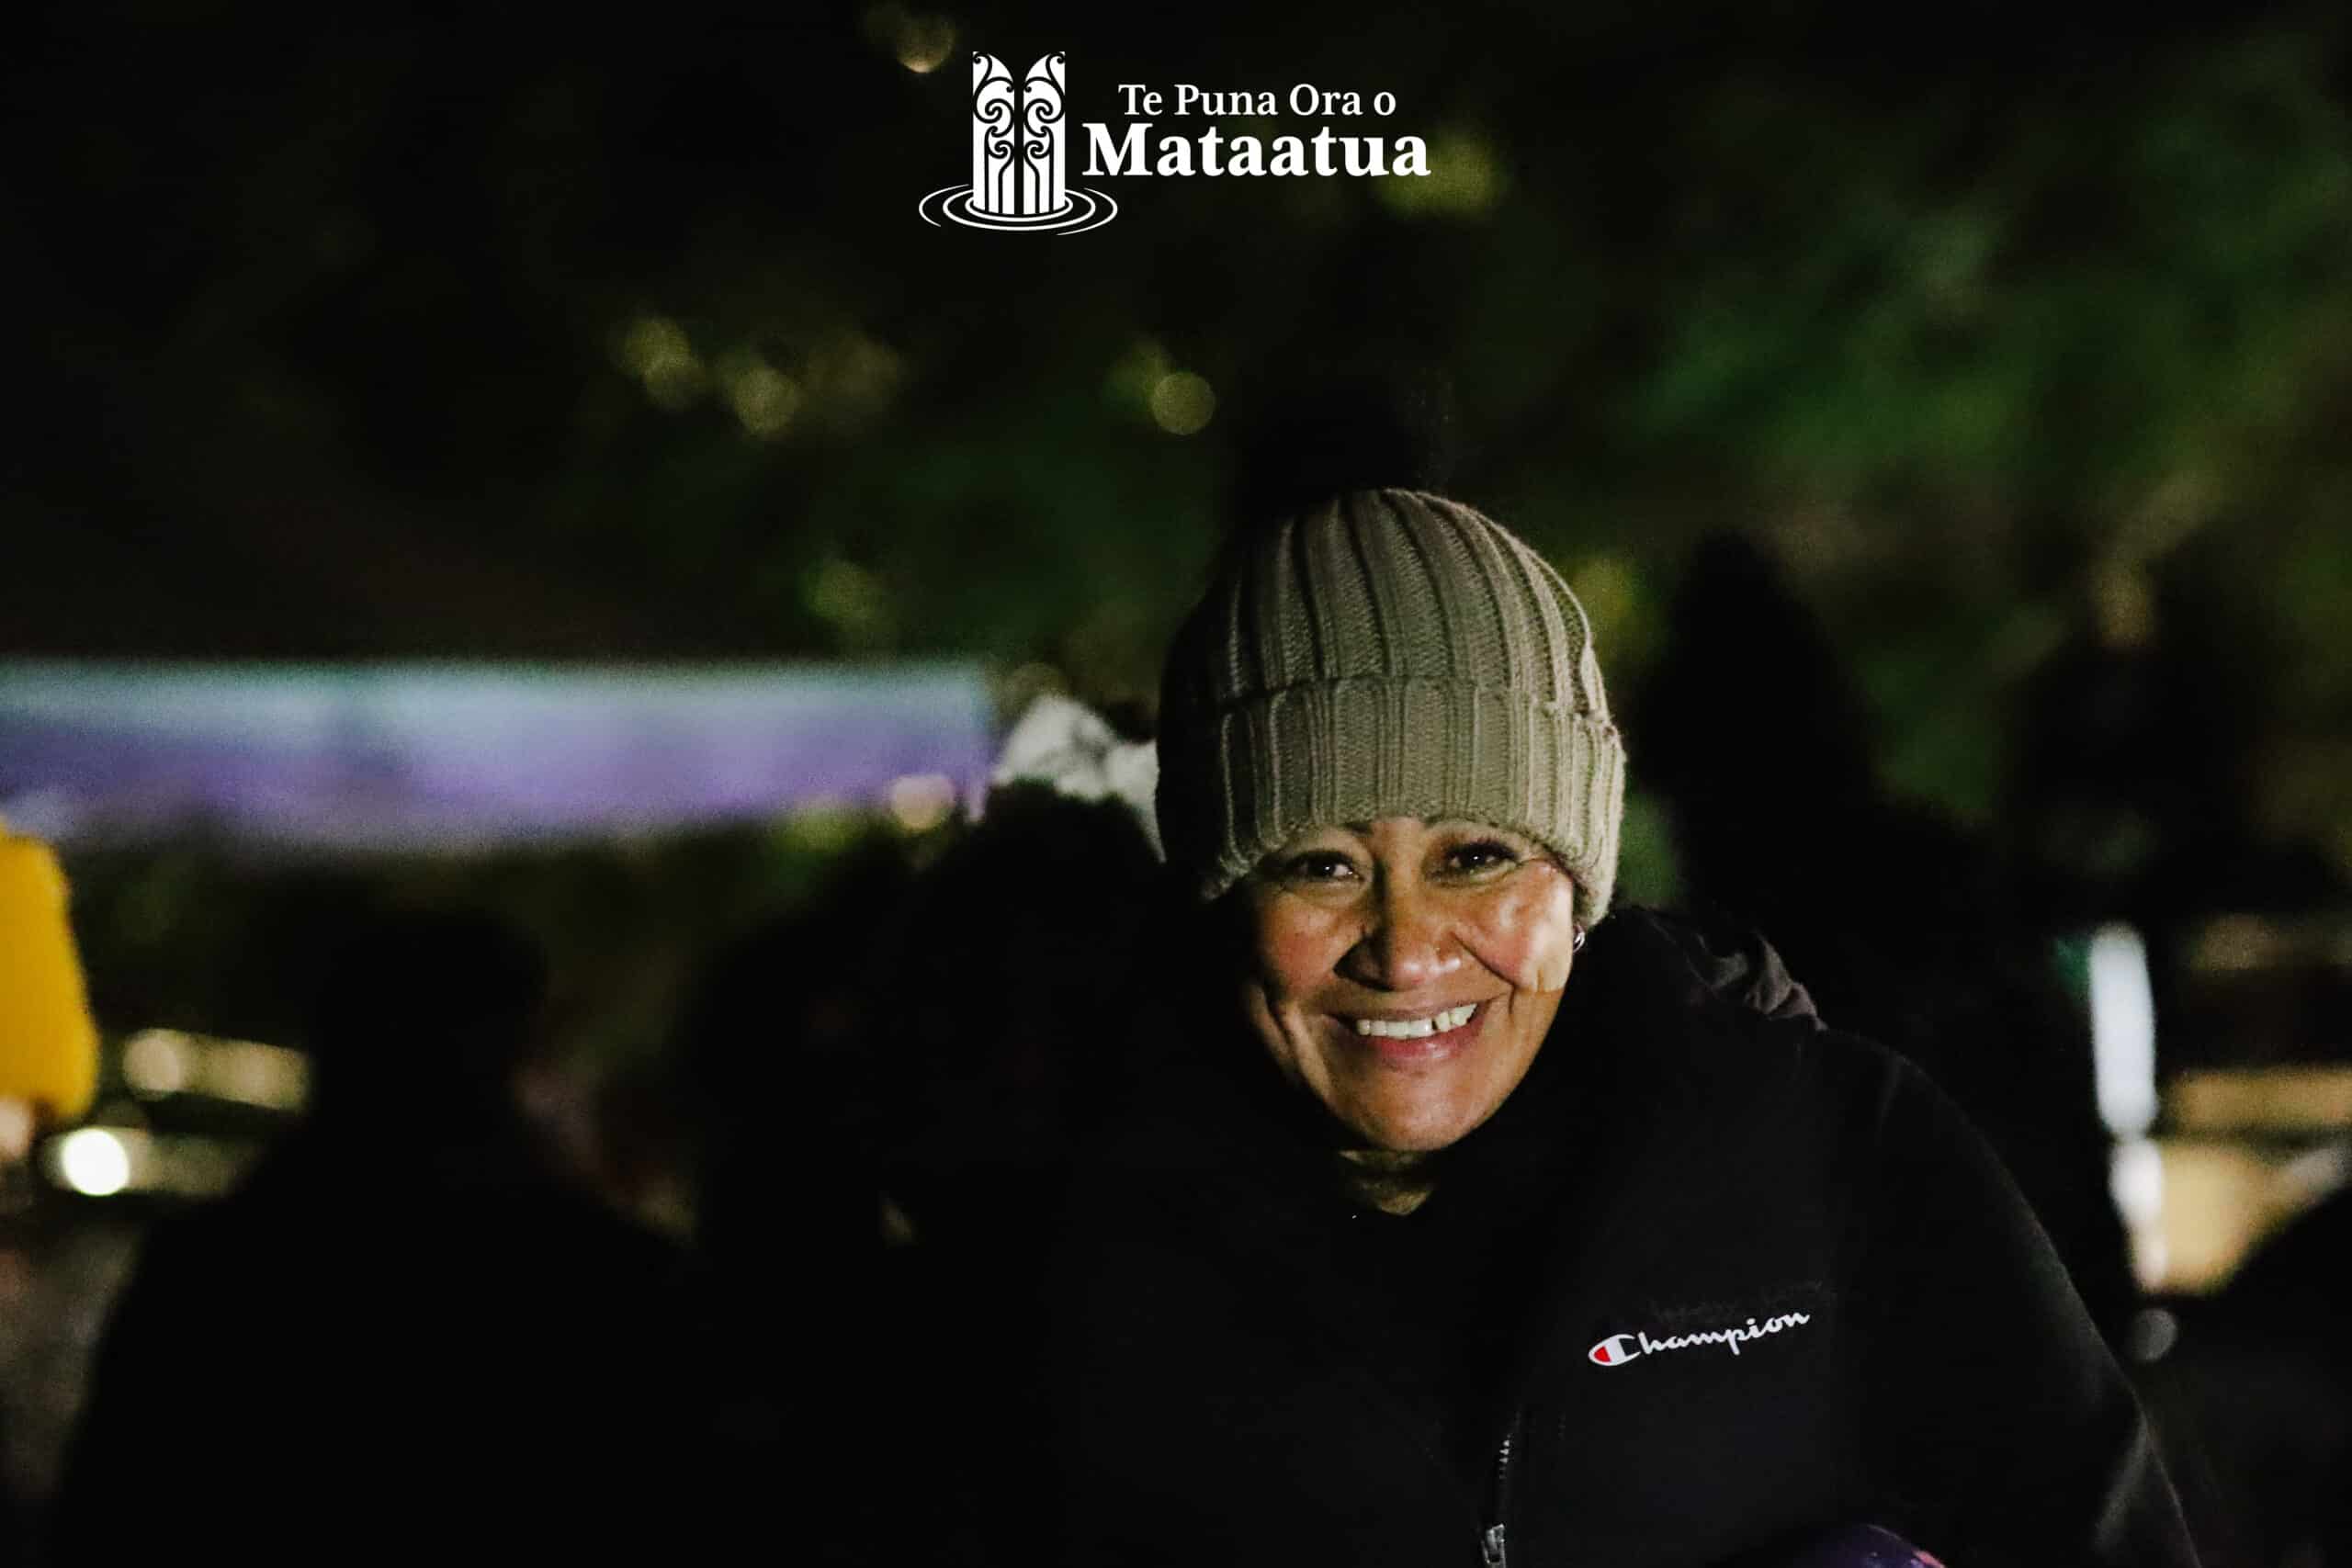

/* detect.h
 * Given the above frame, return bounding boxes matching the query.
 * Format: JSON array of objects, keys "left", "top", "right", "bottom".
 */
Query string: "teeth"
[{"left": 1352, "top": 1002, "right": 1477, "bottom": 1039}]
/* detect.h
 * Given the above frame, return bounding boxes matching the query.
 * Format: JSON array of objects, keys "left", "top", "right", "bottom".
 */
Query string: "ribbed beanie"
[{"left": 1155, "top": 489, "right": 1627, "bottom": 929}]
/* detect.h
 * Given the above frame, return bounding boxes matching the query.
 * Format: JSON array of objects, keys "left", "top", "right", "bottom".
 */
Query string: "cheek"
[
  {"left": 1245, "top": 901, "right": 1350, "bottom": 1002},
  {"left": 1463, "top": 871, "right": 1580, "bottom": 994}
]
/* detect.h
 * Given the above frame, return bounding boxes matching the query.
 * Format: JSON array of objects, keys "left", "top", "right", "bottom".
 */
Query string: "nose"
[{"left": 1339, "top": 874, "right": 1464, "bottom": 992}]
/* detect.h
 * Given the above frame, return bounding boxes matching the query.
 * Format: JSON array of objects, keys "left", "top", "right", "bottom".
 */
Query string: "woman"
[{"left": 1044, "top": 489, "right": 2199, "bottom": 1566}]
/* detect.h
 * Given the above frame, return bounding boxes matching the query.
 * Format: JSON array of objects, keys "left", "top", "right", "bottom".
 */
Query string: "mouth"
[
  {"left": 1351, "top": 1001, "right": 1478, "bottom": 1039},
  {"left": 1338, "top": 999, "right": 1489, "bottom": 1066}
]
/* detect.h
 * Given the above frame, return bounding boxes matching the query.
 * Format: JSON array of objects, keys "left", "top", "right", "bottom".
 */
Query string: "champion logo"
[{"left": 1588, "top": 1311, "right": 1814, "bottom": 1368}]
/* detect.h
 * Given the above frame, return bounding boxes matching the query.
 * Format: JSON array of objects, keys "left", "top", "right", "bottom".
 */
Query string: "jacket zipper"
[{"left": 1482, "top": 1416, "right": 1521, "bottom": 1567}]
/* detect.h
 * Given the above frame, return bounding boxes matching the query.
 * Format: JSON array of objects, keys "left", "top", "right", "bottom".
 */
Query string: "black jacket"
[{"left": 1044, "top": 908, "right": 2197, "bottom": 1568}]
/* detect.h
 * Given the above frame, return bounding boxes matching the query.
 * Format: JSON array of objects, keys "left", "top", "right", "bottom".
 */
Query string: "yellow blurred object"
[
  {"left": 2169, "top": 1066, "right": 2352, "bottom": 1134},
  {"left": 0, "top": 818, "right": 100, "bottom": 1123}
]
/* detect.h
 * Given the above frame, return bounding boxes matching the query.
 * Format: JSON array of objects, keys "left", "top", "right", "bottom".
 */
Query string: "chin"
[{"left": 1349, "top": 1100, "right": 1482, "bottom": 1153}]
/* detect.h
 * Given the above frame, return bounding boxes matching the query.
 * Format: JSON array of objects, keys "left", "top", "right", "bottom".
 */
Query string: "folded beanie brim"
[{"left": 1174, "top": 680, "right": 1624, "bottom": 930}]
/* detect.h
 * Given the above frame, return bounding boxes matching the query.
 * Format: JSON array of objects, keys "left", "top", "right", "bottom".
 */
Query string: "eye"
[
  {"left": 1280, "top": 849, "right": 1362, "bottom": 883},
  {"left": 1443, "top": 838, "right": 1524, "bottom": 876}
]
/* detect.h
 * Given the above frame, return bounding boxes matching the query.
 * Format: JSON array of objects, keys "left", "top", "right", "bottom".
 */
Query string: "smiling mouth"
[{"left": 1350, "top": 1001, "right": 1481, "bottom": 1040}]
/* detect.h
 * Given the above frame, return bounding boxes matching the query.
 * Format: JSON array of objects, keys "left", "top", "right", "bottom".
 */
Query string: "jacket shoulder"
[
  {"left": 1618, "top": 904, "right": 1826, "bottom": 1029},
  {"left": 1597, "top": 905, "right": 1914, "bottom": 1115}
]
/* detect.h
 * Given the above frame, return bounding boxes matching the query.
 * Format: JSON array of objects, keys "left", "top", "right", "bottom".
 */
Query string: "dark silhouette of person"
[
  {"left": 1636, "top": 532, "right": 2139, "bottom": 1346},
  {"left": 671, "top": 801, "right": 1170, "bottom": 1566},
  {"left": 876, "top": 784, "right": 1165, "bottom": 1252},
  {"left": 668, "top": 843, "right": 912, "bottom": 1565},
  {"left": 48, "top": 906, "right": 726, "bottom": 1563}
]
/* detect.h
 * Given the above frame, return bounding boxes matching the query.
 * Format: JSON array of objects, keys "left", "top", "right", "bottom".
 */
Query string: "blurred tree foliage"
[{"left": 6, "top": 0, "right": 2349, "bottom": 882}]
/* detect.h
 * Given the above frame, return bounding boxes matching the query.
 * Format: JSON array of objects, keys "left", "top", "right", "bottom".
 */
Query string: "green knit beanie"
[{"left": 1155, "top": 489, "right": 1627, "bottom": 930}]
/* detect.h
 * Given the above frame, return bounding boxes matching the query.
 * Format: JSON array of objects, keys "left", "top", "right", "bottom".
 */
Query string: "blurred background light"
[
  {"left": 2090, "top": 924, "right": 2166, "bottom": 1291},
  {"left": 198, "top": 1040, "right": 310, "bottom": 1112},
  {"left": 0, "top": 662, "right": 994, "bottom": 852},
  {"left": 616, "top": 315, "right": 707, "bottom": 411},
  {"left": 2169, "top": 1066, "right": 2352, "bottom": 1134},
  {"left": 1374, "top": 128, "right": 1507, "bottom": 219},
  {"left": 1566, "top": 555, "right": 1647, "bottom": 672},
  {"left": 2125, "top": 1305, "right": 2180, "bottom": 1364},
  {"left": 2091, "top": 923, "right": 2159, "bottom": 1136},
  {"left": 802, "top": 330, "right": 904, "bottom": 427},
  {"left": 721, "top": 352, "right": 801, "bottom": 441},
  {"left": 865, "top": 4, "right": 956, "bottom": 73},
  {"left": 120, "top": 1029, "right": 194, "bottom": 1098},
  {"left": 886, "top": 773, "right": 956, "bottom": 832},
  {"left": 38, "top": 1124, "right": 256, "bottom": 1201},
  {"left": 802, "top": 562, "right": 895, "bottom": 649},
  {"left": 50, "top": 1128, "right": 132, "bottom": 1197},
  {"left": 1104, "top": 339, "right": 1172, "bottom": 414},
  {"left": 1148, "top": 372, "right": 1216, "bottom": 435},
  {"left": 2111, "top": 1134, "right": 2167, "bottom": 1292}
]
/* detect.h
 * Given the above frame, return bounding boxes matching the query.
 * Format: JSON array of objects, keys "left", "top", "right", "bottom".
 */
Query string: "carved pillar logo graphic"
[{"left": 919, "top": 51, "right": 1117, "bottom": 232}]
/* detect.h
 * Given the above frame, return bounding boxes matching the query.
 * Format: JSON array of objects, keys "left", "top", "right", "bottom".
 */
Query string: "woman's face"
[{"left": 1234, "top": 817, "right": 1581, "bottom": 1152}]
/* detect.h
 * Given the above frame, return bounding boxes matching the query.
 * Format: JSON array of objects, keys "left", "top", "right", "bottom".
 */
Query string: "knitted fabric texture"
[{"left": 1155, "top": 489, "right": 1627, "bottom": 928}]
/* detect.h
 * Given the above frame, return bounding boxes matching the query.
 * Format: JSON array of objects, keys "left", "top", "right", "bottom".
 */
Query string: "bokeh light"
[
  {"left": 1375, "top": 128, "right": 1508, "bottom": 219},
  {"left": 1148, "top": 372, "right": 1216, "bottom": 435},
  {"left": 865, "top": 4, "right": 957, "bottom": 73},
  {"left": 122, "top": 1028, "right": 193, "bottom": 1097},
  {"left": 887, "top": 773, "right": 957, "bottom": 832},
  {"left": 52, "top": 1127, "right": 132, "bottom": 1197}
]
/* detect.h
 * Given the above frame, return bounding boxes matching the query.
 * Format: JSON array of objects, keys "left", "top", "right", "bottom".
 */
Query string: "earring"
[{"left": 1572, "top": 922, "right": 1588, "bottom": 953}]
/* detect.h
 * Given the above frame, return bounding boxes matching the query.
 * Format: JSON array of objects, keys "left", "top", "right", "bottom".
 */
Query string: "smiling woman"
[
  {"left": 1240, "top": 816, "right": 1581, "bottom": 1166},
  {"left": 1038, "top": 483, "right": 2203, "bottom": 1568}
]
